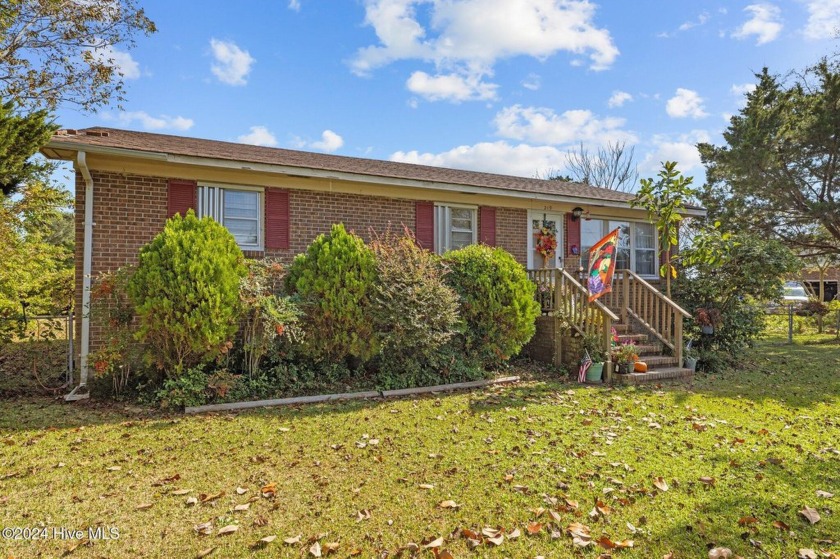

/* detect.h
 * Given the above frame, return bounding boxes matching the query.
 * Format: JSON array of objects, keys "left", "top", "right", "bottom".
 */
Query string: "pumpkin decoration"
[{"left": 634, "top": 361, "right": 648, "bottom": 373}]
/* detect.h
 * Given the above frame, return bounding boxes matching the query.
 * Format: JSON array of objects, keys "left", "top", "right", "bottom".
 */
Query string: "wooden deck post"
[
  {"left": 603, "top": 316, "right": 613, "bottom": 384},
  {"left": 621, "top": 271, "right": 629, "bottom": 327},
  {"left": 675, "top": 314, "right": 683, "bottom": 367}
]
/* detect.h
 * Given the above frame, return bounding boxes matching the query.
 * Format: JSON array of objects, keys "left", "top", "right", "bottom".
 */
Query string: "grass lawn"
[{"left": 1, "top": 337, "right": 839, "bottom": 558}]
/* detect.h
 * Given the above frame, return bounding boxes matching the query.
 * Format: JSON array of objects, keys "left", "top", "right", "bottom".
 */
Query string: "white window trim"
[
  {"left": 434, "top": 203, "right": 477, "bottom": 254},
  {"left": 197, "top": 182, "right": 264, "bottom": 251},
  {"left": 580, "top": 216, "right": 660, "bottom": 279}
]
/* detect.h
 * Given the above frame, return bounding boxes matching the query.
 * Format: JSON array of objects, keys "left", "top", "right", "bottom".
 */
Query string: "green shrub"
[
  {"left": 88, "top": 267, "right": 144, "bottom": 397},
  {"left": 443, "top": 244, "right": 540, "bottom": 367},
  {"left": 239, "top": 259, "right": 302, "bottom": 379},
  {"left": 286, "top": 223, "right": 377, "bottom": 364},
  {"left": 155, "top": 366, "right": 208, "bottom": 409},
  {"left": 369, "top": 229, "right": 460, "bottom": 388},
  {"left": 128, "top": 210, "right": 246, "bottom": 376}
]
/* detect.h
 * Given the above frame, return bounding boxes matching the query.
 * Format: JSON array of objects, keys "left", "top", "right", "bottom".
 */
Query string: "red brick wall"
[{"left": 74, "top": 170, "right": 533, "bottom": 354}]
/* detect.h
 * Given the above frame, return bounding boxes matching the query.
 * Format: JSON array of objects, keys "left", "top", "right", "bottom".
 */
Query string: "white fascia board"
[{"left": 44, "top": 141, "right": 707, "bottom": 216}]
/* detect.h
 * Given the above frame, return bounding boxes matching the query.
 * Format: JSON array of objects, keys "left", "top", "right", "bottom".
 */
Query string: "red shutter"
[
  {"left": 265, "top": 189, "right": 290, "bottom": 250},
  {"left": 479, "top": 206, "right": 496, "bottom": 246},
  {"left": 566, "top": 212, "right": 581, "bottom": 256},
  {"left": 415, "top": 201, "right": 434, "bottom": 249},
  {"left": 167, "top": 179, "right": 196, "bottom": 218}
]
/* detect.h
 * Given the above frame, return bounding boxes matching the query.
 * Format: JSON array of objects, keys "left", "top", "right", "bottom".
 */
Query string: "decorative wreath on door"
[{"left": 535, "top": 225, "right": 557, "bottom": 257}]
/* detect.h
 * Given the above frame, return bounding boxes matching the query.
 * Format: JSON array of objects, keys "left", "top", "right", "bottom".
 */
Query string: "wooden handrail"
[
  {"left": 614, "top": 269, "right": 689, "bottom": 365},
  {"left": 528, "top": 268, "right": 616, "bottom": 380}
]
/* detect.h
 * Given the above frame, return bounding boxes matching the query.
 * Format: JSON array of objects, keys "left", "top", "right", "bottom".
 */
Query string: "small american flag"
[{"left": 578, "top": 350, "right": 592, "bottom": 383}]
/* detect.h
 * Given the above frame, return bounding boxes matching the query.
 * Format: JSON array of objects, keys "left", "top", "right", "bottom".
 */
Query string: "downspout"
[{"left": 64, "top": 151, "right": 93, "bottom": 401}]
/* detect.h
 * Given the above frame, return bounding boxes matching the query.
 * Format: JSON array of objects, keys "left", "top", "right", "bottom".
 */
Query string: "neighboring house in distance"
[
  {"left": 42, "top": 127, "right": 706, "bottom": 393},
  {"left": 801, "top": 267, "right": 840, "bottom": 302}
]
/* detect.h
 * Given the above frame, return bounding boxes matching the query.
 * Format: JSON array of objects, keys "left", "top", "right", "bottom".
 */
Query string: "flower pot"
[
  {"left": 701, "top": 325, "right": 714, "bottom": 335},
  {"left": 586, "top": 362, "right": 604, "bottom": 383},
  {"left": 617, "top": 361, "right": 634, "bottom": 374},
  {"left": 684, "top": 356, "right": 698, "bottom": 372}
]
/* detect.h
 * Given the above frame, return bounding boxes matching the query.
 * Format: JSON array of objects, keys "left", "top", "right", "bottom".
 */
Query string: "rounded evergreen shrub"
[
  {"left": 286, "top": 223, "right": 377, "bottom": 364},
  {"left": 369, "top": 229, "right": 460, "bottom": 388},
  {"left": 128, "top": 210, "right": 246, "bottom": 376},
  {"left": 443, "top": 244, "right": 540, "bottom": 366}
]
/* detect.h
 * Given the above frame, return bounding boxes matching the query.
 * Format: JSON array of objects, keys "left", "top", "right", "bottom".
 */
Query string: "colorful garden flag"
[{"left": 587, "top": 228, "right": 621, "bottom": 302}]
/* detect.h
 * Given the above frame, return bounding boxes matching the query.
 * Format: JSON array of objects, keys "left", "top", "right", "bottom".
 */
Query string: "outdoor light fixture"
[{"left": 571, "top": 207, "right": 584, "bottom": 221}]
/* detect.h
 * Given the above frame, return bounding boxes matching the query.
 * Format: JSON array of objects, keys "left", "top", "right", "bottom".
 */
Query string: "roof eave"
[{"left": 44, "top": 139, "right": 706, "bottom": 215}]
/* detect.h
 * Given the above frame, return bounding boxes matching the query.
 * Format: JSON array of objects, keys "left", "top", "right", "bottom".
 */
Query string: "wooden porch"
[{"left": 525, "top": 268, "right": 693, "bottom": 384}]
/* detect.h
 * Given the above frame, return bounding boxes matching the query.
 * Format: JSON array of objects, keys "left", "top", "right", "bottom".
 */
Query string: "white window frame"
[
  {"left": 580, "top": 217, "right": 660, "bottom": 279},
  {"left": 197, "top": 183, "right": 264, "bottom": 251},
  {"left": 434, "top": 203, "right": 477, "bottom": 254}
]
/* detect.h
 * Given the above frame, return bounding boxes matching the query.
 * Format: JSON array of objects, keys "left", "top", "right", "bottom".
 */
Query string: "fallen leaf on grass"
[
  {"left": 798, "top": 550, "right": 818, "bottom": 559},
  {"left": 284, "top": 535, "right": 302, "bottom": 544},
  {"left": 235, "top": 487, "right": 248, "bottom": 495},
  {"left": 261, "top": 483, "right": 276, "bottom": 497},
  {"left": 199, "top": 491, "right": 224, "bottom": 503},
  {"left": 772, "top": 520, "right": 790, "bottom": 531},
  {"left": 598, "top": 536, "right": 634, "bottom": 549},
  {"left": 508, "top": 527, "right": 521, "bottom": 539},
  {"left": 196, "top": 547, "right": 217, "bottom": 558},
  {"left": 105, "top": 466, "right": 121, "bottom": 471},
  {"left": 708, "top": 548, "right": 732, "bottom": 559},
  {"left": 323, "top": 542, "right": 340, "bottom": 554},
  {"left": 422, "top": 537, "right": 444, "bottom": 548},
  {"left": 356, "top": 509, "right": 371, "bottom": 522},
  {"left": 418, "top": 484, "right": 435, "bottom": 490},
  {"left": 234, "top": 503, "right": 250, "bottom": 512},
  {"left": 217, "top": 525, "right": 238, "bottom": 536},
  {"left": 135, "top": 502, "right": 153, "bottom": 510},
  {"left": 171, "top": 489, "right": 191, "bottom": 496},
  {"left": 800, "top": 506, "right": 821, "bottom": 524},
  {"left": 653, "top": 477, "right": 668, "bottom": 492},
  {"left": 194, "top": 522, "right": 213, "bottom": 536},
  {"left": 433, "top": 550, "right": 454, "bottom": 559},
  {"left": 310, "top": 541, "right": 322, "bottom": 557},
  {"left": 250, "top": 535, "right": 276, "bottom": 548},
  {"left": 526, "top": 522, "right": 542, "bottom": 535},
  {"left": 438, "top": 500, "right": 460, "bottom": 509},
  {"left": 486, "top": 534, "right": 504, "bottom": 546},
  {"left": 816, "top": 490, "right": 834, "bottom": 498},
  {"left": 737, "top": 516, "right": 758, "bottom": 526},
  {"left": 699, "top": 476, "right": 716, "bottom": 487},
  {"left": 185, "top": 496, "right": 198, "bottom": 506}
]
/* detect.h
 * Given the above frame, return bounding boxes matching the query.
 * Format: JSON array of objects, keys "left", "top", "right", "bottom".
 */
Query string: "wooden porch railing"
[
  {"left": 602, "top": 270, "right": 692, "bottom": 365},
  {"left": 528, "top": 268, "right": 618, "bottom": 364}
]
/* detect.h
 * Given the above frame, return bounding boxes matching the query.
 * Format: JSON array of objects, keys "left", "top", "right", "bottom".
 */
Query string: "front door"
[{"left": 529, "top": 212, "right": 564, "bottom": 269}]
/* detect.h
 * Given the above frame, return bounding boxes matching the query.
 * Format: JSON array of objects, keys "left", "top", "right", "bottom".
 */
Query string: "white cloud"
[
  {"left": 730, "top": 83, "right": 756, "bottom": 96},
  {"left": 90, "top": 45, "right": 141, "bottom": 79},
  {"left": 209, "top": 39, "right": 255, "bottom": 86},
  {"left": 391, "top": 141, "right": 566, "bottom": 177},
  {"left": 493, "top": 104, "right": 637, "bottom": 147},
  {"left": 802, "top": 0, "right": 840, "bottom": 40},
  {"left": 237, "top": 125, "right": 278, "bottom": 147},
  {"left": 733, "top": 3, "right": 783, "bottom": 45},
  {"left": 311, "top": 130, "right": 344, "bottom": 152},
  {"left": 678, "top": 12, "right": 710, "bottom": 31},
  {"left": 607, "top": 90, "right": 632, "bottom": 108},
  {"left": 288, "top": 0, "right": 301, "bottom": 11},
  {"left": 640, "top": 130, "right": 710, "bottom": 175},
  {"left": 351, "top": 0, "right": 619, "bottom": 102},
  {"left": 522, "top": 73, "right": 541, "bottom": 91},
  {"left": 406, "top": 71, "right": 498, "bottom": 102},
  {"left": 113, "top": 111, "right": 194, "bottom": 131},
  {"left": 665, "top": 88, "right": 708, "bottom": 119}
]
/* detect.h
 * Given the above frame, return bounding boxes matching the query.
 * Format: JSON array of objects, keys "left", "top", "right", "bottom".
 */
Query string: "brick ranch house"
[{"left": 42, "top": 127, "right": 705, "bottom": 397}]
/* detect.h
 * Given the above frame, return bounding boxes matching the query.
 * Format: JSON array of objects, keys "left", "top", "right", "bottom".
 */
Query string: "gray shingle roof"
[{"left": 48, "top": 127, "right": 640, "bottom": 204}]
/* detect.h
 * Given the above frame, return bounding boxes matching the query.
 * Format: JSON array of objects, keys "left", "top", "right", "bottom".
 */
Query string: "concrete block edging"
[{"left": 184, "top": 376, "right": 520, "bottom": 414}]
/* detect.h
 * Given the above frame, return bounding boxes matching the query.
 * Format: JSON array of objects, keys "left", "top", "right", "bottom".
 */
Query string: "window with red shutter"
[
  {"left": 265, "top": 189, "right": 290, "bottom": 250},
  {"left": 167, "top": 179, "right": 196, "bottom": 218},
  {"left": 415, "top": 201, "right": 434, "bottom": 249},
  {"left": 479, "top": 206, "right": 496, "bottom": 246}
]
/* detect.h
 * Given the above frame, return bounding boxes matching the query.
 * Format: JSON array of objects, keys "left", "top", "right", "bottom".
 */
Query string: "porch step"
[
  {"left": 632, "top": 343, "right": 662, "bottom": 356},
  {"left": 641, "top": 355, "right": 680, "bottom": 367},
  {"left": 613, "top": 367, "right": 693, "bottom": 384},
  {"left": 612, "top": 323, "right": 631, "bottom": 334},
  {"left": 616, "top": 333, "right": 649, "bottom": 344}
]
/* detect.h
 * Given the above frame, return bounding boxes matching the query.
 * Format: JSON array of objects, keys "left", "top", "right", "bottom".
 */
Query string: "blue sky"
[{"left": 54, "top": 0, "right": 838, "bottom": 189}]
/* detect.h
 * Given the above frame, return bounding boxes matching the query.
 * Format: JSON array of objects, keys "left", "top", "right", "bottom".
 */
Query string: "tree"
[
  {"left": 0, "top": 99, "right": 56, "bottom": 196},
  {"left": 631, "top": 161, "right": 696, "bottom": 298},
  {"left": 561, "top": 140, "right": 639, "bottom": 192},
  {"left": 0, "top": 180, "right": 74, "bottom": 340},
  {"left": 0, "top": 0, "right": 156, "bottom": 112},
  {"left": 698, "top": 58, "right": 840, "bottom": 257}
]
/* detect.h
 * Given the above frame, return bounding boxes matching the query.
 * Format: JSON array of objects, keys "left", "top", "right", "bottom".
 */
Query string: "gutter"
[
  {"left": 64, "top": 151, "right": 93, "bottom": 401},
  {"left": 46, "top": 140, "right": 707, "bottom": 217}
]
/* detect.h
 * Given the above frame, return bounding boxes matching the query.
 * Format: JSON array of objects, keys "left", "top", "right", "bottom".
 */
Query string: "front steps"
[{"left": 611, "top": 323, "right": 693, "bottom": 384}]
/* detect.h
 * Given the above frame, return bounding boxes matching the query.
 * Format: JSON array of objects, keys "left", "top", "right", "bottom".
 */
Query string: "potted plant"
[
  {"left": 582, "top": 334, "right": 608, "bottom": 382},
  {"left": 613, "top": 343, "right": 638, "bottom": 374},
  {"left": 683, "top": 342, "right": 698, "bottom": 372},
  {"left": 695, "top": 307, "right": 722, "bottom": 335}
]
